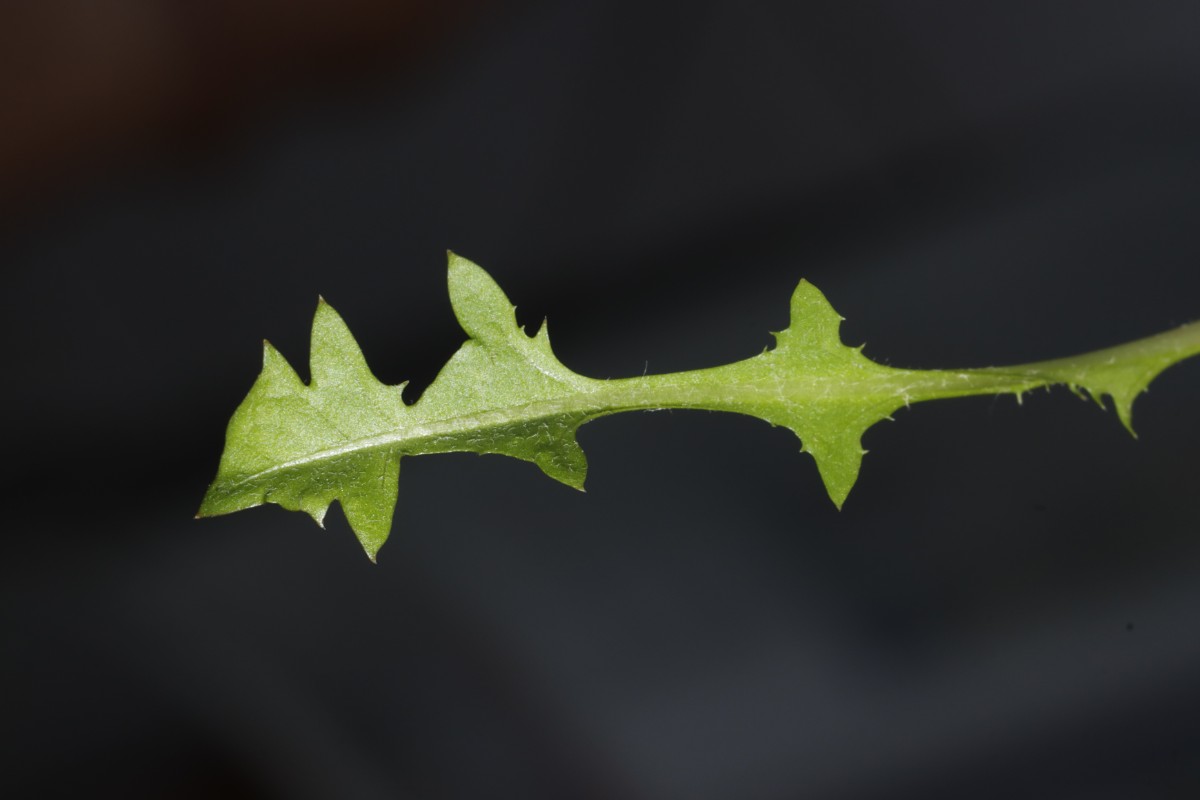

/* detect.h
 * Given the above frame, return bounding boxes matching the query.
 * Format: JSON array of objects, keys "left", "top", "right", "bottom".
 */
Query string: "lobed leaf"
[{"left": 200, "top": 254, "right": 1200, "bottom": 560}]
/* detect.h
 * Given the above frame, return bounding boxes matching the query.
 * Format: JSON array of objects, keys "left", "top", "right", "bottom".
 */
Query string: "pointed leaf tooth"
[
  {"left": 532, "top": 435, "right": 589, "bottom": 490},
  {"left": 531, "top": 317, "right": 571, "bottom": 363},
  {"left": 794, "top": 278, "right": 844, "bottom": 319},
  {"left": 773, "top": 279, "right": 857, "bottom": 360},
  {"left": 310, "top": 299, "right": 376, "bottom": 387},
  {"left": 196, "top": 483, "right": 248, "bottom": 519},
  {"left": 306, "top": 502, "right": 329, "bottom": 529},
  {"left": 339, "top": 453, "right": 402, "bottom": 562},
  {"left": 805, "top": 430, "right": 867, "bottom": 510},
  {"left": 534, "top": 318, "right": 553, "bottom": 347},
  {"left": 1110, "top": 389, "right": 1140, "bottom": 437},
  {"left": 261, "top": 340, "right": 306, "bottom": 393},
  {"left": 447, "top": 252, "right": 521, "bottom": 343}
]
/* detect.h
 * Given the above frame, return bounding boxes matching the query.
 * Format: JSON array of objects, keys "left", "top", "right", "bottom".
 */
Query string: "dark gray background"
[{"left": 3, "top": 2, "right": 1200, "bottom": 798}]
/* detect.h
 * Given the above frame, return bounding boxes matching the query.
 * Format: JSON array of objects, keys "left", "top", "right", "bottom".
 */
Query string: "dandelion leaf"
[
  {"left": 200, "top": 254, "right": 1200, "bottom": 560},
  {"left": 199, "top": 254, "right": 595, "bottom": 560}
]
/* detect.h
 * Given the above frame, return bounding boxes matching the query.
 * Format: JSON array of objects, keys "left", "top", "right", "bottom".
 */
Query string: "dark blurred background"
[{"left": 3, "top": 2, "right": 1200, "bottom": 798}]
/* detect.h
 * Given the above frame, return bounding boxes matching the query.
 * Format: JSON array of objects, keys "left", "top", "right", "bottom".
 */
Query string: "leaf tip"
[
  {"left": 446, "top": 250, "right": 479, "bottom": 280},
  {"left": 820, "top": 467, "right": 854, "bottom": 510},
  {"left": 446, "top": 253, "right": 519, "bottom": 342},
  {"left": 1116, "top": 401, "right": 1139, "bottom": 439},
  {"left": 261, "top": 339, "right": 290, "bottom": 370}
]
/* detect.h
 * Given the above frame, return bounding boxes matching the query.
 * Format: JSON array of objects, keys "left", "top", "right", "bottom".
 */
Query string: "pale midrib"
[
  {"left": 228, "top": 367, "right": 1043, "bottom": 489},
  {"left": 227, "top": 318, "right": 1200, "bottom": 491}
]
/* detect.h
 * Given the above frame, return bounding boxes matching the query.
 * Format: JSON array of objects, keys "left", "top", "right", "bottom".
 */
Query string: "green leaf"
[
  {"left": 196, "top": 301, "right": 407, "bottom": 560},
  {"left": 412, "top": 254, "right": 597, "bottom": 490},
  {"left": 199, "top": 254, "right": 599, "bottom": 560},
  {"left": 200, "top": 253, "right": 1200, "bottom": 560}
]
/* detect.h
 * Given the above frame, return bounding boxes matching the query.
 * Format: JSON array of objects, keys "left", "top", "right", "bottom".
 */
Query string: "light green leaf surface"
[{"left": 199, "top": 253, "right": 1200, "bottom": 560}]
